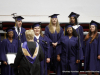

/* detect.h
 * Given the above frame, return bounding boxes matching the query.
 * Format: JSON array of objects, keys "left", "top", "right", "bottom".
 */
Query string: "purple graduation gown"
[
  {"left": 84, "top": 34, "right": 100, "bottom": 71},
  {"left": 74, "top": 26, "right": 83, "bottom": 48},
  {"left": 61, "top": 36, "right": 83, "bottom": 75},
  {"left": 45, "top": 26, "right": 63, "bottom": 73},
  {"left": 13, "top": 27, "right": 26, "bottom": 46},
  {"left": 0, "top": 34, "right": 1, "bottom": 43},
  {"left": 0, "top": 39, "right": 18, "bottom": 75},
  {"left": 34, "top": 35, "right": 50, "bottom": 75},
  {"left": 73, "top": 25, "right": 84, "bottom": 60}
]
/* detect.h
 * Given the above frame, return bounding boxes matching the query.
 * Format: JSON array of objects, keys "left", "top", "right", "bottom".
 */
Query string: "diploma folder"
[{"left": 6, "top": 53, "right": 17, "bottom": 65}]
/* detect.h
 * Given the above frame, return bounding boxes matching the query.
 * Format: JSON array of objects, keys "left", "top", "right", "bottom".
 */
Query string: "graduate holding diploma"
[{"left": 0, "top": 27, "right": 18, "bottom": 75}]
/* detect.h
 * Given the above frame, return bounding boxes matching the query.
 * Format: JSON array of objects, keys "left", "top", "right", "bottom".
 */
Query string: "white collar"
[
  {"left": 72, "top": 25, "right": 80, "bottom": 29},
  {"left": 35, "top": 34, "right": 40, "bottom": 39},
  {"left": 15, "top": 26, "right": 21, "bottom": 29},
  {"left": 15, "top": 26, "right": 21, "bottom": 35}
]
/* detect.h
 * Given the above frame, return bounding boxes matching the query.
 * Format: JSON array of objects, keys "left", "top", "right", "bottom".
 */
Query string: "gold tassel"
[
  {"left": 31, "top": 26, "right": 32, "bottom": 29},
  {"left": 15, "top": 23, "right": 16, "bottom": 26}
]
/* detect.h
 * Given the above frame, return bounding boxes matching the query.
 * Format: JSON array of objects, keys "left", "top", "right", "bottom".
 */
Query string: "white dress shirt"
[
  {"left": 15, "top": 26, "right": 21, "bottom": 35},
  {"left": 35, "top": 34, "right": 40, "bottom": 39}
]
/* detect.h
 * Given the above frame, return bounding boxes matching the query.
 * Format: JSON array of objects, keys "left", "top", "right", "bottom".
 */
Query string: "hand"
[
  {"left": 98, "top": 55, "right": 100, "bottom": 59},
  {"left": 52, "top": 43, "right": 56, "bottom": 48},
  {"left": 52, "top": 43, "right": 55, "bottom": 46},
  {"left": 46, "top": 58, "right": 50, "bottom": 63},
  {"left": 54, "top": 42, "right": 58, "bottom": 47},
  {"left": 3, "top": 61, "right": 7, "bottom": 65},
  {"left": 57, "top": 55, "right": 60, "bottom": 62},
  {"left": 52, "top": 42, "right": 58, "bottom": 48},
  {"left": 76, "top": 60, "right": 80, "bottom": 63}
]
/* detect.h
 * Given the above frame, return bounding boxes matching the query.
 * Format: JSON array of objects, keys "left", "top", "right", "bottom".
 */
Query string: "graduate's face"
[
  {"left": 90, "top": 25, "right": 96, "bottom": 32},
  {"left": 33, "top": 26, "right": 40, "bottom": 35},
  {"left": 16, "top": 20, "right": 22, "bottom": 28},
  {"left": 67, "top": 27, "right": 73, "bottom": 34},
  {"left": 70, "top": 17, "right": 75, "bottom": 24},
  {"left": 8, "top": 31, "right": 14, "bottom": 38},
  {"left": 51, "top": 18, "right": 58, "bottom": 25}
]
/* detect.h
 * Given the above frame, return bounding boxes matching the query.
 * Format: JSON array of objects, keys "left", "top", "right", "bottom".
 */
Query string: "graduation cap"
[
  {"left": 65, "top": 23, "right": 73, "bottom": 30},
  {"left": 68, "top": 12, "right": 80, "bottom": 18},
  {"left": 49, "top": 14, "right": 59, "bottom": 18},
  {"left": 13, "top": 16, "right": 24, "bottom": 21},
  {"left": 4, "top": 27, "right": 14, "bottom": 39},
  {"left": 32, "top": 22, "right": 41, "bottom": 28},
  {"left": 6, "top": 27, "right": 15, "bottom": 33},
  {"left": 90, "top": 20, "right": 100, "bottom": 28}
]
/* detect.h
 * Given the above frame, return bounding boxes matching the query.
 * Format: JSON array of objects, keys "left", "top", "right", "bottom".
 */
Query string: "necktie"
[{"left": 17, "top": 27, "right": 20, "bottom": 35}]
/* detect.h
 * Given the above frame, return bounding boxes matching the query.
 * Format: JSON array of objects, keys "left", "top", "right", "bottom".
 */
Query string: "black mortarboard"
[
  {"left": 90, "top": 20, "right": 100, "bottom": 28},
  {"left": 6, "top": 27, "right": 15, "bottom": 32},
  {"left": 90, "top": 20, "right": 100, "bottom": 27},
  {"left": 68, "top": 12, "right": 79, "bottom": 18},
  {"left": 49, "top": 14, "right": 59, "bottom": 18},
  {"left": 13, "top": 16, "right": 24, "bottom": 21},
  {"left": 65, "top": 23, "right": 74, "bottom": 30},
  {"left": 32, "top": 22, "right": 41, "bottom": 28}
]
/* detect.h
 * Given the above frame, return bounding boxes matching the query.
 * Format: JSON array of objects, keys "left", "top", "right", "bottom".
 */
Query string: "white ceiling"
[{"left": 0, "top": 0, "right": 100, "bottom": 22}]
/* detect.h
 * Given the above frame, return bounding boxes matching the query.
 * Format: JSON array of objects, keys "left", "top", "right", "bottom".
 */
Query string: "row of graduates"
[{"left": 0, "top": 12, "right": 100, "bottom": 75}]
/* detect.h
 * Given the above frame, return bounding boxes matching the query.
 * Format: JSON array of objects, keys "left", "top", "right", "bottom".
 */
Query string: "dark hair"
[
  {"left": 6, "top": 31, "right": 14, "bottom": 38},
  {"left": 84, "top": 26, "right": 98, "bottom": 43},
  {"left": 70, "top": 16, "right": 78, "bottom": 25},
  {"left": 89, "top": 26, "right": 98, "bottom": 36},
  {"left": 65, "top": 27, "right": 78, "bottom": 37}
]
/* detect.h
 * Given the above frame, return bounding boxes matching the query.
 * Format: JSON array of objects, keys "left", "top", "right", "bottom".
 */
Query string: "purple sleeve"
[
  {"left": 0, "top": 40, "right": 7, "bottom": 61},
  {"left": 57, "top": 27, "right": 64, "bottom": 44},
  {"left": 98, "top": 35, "right": 100, "bottom": 55},
  {"left": 76, "top": 38, "right": 84, "bottom": 60}
]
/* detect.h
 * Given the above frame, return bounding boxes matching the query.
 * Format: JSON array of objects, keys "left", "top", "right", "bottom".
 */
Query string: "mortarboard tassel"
[{"left": 31, "top": 26, "right": 32, "bottom": 29}]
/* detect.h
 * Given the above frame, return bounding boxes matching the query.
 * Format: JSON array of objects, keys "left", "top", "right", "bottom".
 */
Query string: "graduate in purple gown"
[
  {"left": 0, "top": 27, "right": 18, "bottom": 75},
  {"left": 32, "top": 22, "right": 51, "bottom": 75},
  {"left": 68, "top": 12, "right": 84, "bottom": 60},
  {"left": 45, "top": 14, "right": 63, "bottom": 75},
  {"left": 84, "top": 20, "right": 100, "bottom": 75},
  {"left": 61, "top": 24, "right": 82, "bottom": 75},
  {"left": 0, "top": 34, "right": 1, "bottom": 46},
  {"left": 13, "top": 16, "right": 26, "bottom": 47},
  {"left": 0, "top": 34, "right": 1, "bottom": 44}
]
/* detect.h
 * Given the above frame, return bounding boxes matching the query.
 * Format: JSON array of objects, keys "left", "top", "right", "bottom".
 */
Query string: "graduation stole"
[
  {"left": 22, "top": 42, "right": 39, "bottom": 64},
  {"left": 72, "top": 25, "right": 80, "bottom": 29}
]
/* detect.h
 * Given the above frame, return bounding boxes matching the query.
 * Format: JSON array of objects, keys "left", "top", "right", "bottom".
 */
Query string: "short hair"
[{"left": 25, "top": 29, "right": 34, "bottom": 41}]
